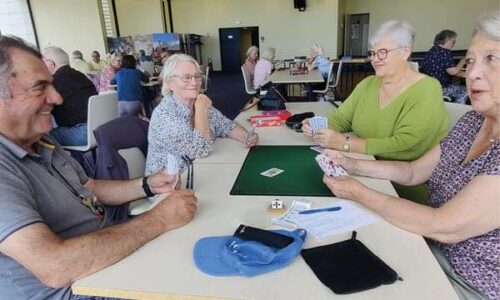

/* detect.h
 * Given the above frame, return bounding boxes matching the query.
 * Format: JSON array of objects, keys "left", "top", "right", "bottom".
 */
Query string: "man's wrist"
[{"left": 142, "top": 176, "right": 155, "bottom": 197}]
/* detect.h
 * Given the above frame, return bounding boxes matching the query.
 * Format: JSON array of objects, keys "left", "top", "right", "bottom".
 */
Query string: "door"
[
  {"left": 219, "top": 28, "right": 241, "bottom": 73},
  {"left": 219, "top": 27, "right": 259, "bottom": 73},
  {"left": 344, "top": 13, "right": 370, "bottom": 57}
]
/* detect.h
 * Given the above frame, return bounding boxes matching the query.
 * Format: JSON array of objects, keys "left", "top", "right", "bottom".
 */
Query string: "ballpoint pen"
[{"left": 299, "top": 206, "right": 341, "bottom": 215}]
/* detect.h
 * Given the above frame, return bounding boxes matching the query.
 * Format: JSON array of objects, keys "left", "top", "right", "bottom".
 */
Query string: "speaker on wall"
[{"left": 294, "top": 0, "right": 306, "bottom": 11}]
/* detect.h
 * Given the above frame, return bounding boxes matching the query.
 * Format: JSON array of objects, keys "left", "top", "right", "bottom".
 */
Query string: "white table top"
[
  {"left": 269, "top": 68, "right": 324, "bottom": 84},
  {"left": 72, "top": 103, "right": 457, "bottom": 300},
  {"left": 197, "top": 102, "right": 335, "bottom": 164}
]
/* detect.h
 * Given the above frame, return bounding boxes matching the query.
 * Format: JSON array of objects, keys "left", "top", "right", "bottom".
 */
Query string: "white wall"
[
  {"left": 345, "top": 0, "right": 499, "bottom": 51},
  {"left": 115, "top": 0, "right": 164, "bottom": 36},
  {"left": 30, "top": 0, "right": 106, "bottom": 62},
  {"left": 169, "top": 0, "right": 340, "bottom": 70}
]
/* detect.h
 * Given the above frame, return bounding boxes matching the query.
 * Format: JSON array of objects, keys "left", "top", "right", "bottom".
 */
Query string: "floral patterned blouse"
[
  {"left": 429, "top": 111, "right": 500, "bottom": 299},
  {"left": 145, "top": 94, "right": 236, "bottom": 176},
  {"left": 99, "top": 64, "right": 117, "bottom": 92}
]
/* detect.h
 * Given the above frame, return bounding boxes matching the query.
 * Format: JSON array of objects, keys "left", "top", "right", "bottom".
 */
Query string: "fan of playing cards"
[
  {"left": 309, "top": 116, "right": 328, "bottom": 134},
  {"left": 315, "top": 153, "right": 349, "bottom": 177}
]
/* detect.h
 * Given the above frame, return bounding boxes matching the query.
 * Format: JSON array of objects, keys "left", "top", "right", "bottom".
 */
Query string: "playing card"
[
  {"left": 310, "top": 146, "right": 325, "bottom": 153},
  {"left": 260, "top": 168, "right": 285, "bottom": 177},
  {"left": 167, "top": 154, "right": 179, "bottom": 175},
  {"left": 315, "top": 154, "right": 348, "bottom": 177},
  {"left": 309, "top": 116, "right": 328, "bottom": 134}
]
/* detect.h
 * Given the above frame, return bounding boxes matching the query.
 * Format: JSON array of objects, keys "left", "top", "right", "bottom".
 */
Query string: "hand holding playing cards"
[
  {"left": 315, "top": 153, "right": 349, "bottom": 177},
  {"left": 313, "top": 128, "right": 344, "bottom": 149},
  {"left": 301, "top": 118, "right": 313, "bottom": 136},
  {"left": 324, "top": 149, "right": 355, "bottom": 172},
  {"left": 302, "top": 116, "right": 327, "bottom": 137},
  {"left": 322, "top": 175, "right": 366, "bottom": 201}
]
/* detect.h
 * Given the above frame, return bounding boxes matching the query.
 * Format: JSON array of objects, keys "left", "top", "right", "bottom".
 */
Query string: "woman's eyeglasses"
[
  {"left": 171, "top": 73, "right": 203, "bottom": 82},
  {"left": 367, "top": 47, "right": 403, "bottom": 60}
]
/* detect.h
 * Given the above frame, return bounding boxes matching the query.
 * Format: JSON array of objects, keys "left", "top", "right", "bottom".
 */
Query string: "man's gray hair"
[
  {"left": 0, "top": 35, "right": 42, "bottom": 98},
  {"left": 261, "top": 47, "right": 276, "bottom": 61},
  {"left": 42, "top": 46, "right": 70, "bottom": 66},
  {"left": 72, "top": 50, "right": 83, "bottom": 59},
  {"left": 161, "top": 53, "right": 201, "bottom": 95},
  {"left": 473, "top": 11, "right": 500, "bottom": 41},
  {"left": 246, "top": 46, "right": 259, "bottom": 57},
  {"left": 369, "top": 20, "right": 415, "bottom": 49}
]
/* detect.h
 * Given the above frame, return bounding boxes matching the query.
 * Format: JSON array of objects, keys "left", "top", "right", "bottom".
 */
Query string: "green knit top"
[{"left": 328, "top": 75, "right": 449, "bottom": 161}]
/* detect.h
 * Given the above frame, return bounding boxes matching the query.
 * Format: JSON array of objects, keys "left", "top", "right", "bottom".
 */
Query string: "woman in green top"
[{"left": 303, "top": 20, "right": 449, "bottom": 162}]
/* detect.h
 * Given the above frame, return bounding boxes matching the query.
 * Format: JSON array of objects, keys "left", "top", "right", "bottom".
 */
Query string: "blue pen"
[{"left": 299, "top": 206, "right": 341, "bottom": 215}]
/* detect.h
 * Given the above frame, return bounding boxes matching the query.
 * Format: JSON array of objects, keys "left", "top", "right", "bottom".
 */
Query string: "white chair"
[
  {"left": 445, "top": 101, "right": 472, "bottom": 129},
  {"left": 120, "top": 148, "right": 164, "bottom": 216},
  {"left": 240, "top": 66, "right": 259, "bottom": 111},
  {"left": 62, "top": 92, "right": 119, "bottom": 152},
  {"left": 327, "top": 60, "right": 343, "bottom": 106},
  {"left": 202, "top": 64, "right": 210, "bottom": 93},
  {"left": 312, "top": 62, "right": 335, "bottom": 102},
  {"left": 140, "top": 61, "right": 155, "bottom": 76}
]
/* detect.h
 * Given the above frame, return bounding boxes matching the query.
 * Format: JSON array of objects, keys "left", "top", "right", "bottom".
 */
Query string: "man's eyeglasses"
[
  {"left": 171, "top": 73, "right": 203, "bottom": 82},
  {"left": 367, "top": 47, "right": 403, "bottom": 60}
]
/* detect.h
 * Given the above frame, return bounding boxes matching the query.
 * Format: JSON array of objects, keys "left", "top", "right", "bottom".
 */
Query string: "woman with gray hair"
[
  {"left": 99, "top": 52, "right": 122, "bottom": 92},
  {"left": 420, "top": 29, "right": 468, "bottom": 104},
  {"left": 302, "top": 20, "right": 449, "bottom": 202},
  {"left": 243, "top": 45, "right": 259, "bottom": 85},
  {"left": 145, "top": 54, "right": 258, "bottom": 176},
  {"left": 253, "top": 47, "right": 275, "bottom": 88},
  {"left": 307, "top": 42, "right": 329, "bottom": 79},
  {"left": 322, "top": 11, "right": 500, "bottom": 299}
]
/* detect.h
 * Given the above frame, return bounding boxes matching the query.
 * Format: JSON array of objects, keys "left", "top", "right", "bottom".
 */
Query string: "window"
[
  {"left": 0, "top": 0, "right": 37, "bottom": 46},
  {"left": 98, "top": 0, "right": 118, "bottom": 38}
]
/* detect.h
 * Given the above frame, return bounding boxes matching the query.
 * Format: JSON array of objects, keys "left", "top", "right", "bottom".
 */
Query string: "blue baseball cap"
[{"left": 193, "top": 229, "right": 307, "bottom": 277}]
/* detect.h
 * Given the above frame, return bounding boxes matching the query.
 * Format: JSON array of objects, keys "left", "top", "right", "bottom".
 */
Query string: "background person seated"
[
  {"left": 322, "top": 13, "right": 500, "bottom": 299},
  {"left": 99, "top": 52, "right": 122, "bottom": 92},
  {"left": 42, "top": 46, "right": 97, "bottom": 146},
  {"left": 306, "top": 42, "right": 330, "bottom": 99},
  {"left": 302, "top": 20, "right": 449, "bottom": 203},
  {"left": 110, "top": 54, "right": 149, "bottom": 117},
  {"left": 71, "top": 50, "right": 92, "bottom": 75},
  {"left": 253, "top": 47, "right": 276, "bottom": 89},
  {"left": 146, "top": 54, "right": 258, "bottom": 176},
  {"left": 420, "top": 30, "right": 468, "bottom": 104},
  {"left": 89, "top": 50, "right": 106, "bottom": 71},
  {"left": 138, "top": 49, "right": 153, "bottom": 62},
  {"left": 243, "top": 45, "right": 259, "bottom": 87},
  {"left": 0, "top": 35, "right": 197, "bottom": 300}
]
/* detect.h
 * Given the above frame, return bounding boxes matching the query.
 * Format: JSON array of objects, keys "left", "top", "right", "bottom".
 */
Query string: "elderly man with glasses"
[{"left": 302, "top": 20, "right": 449, "bottom": 204}]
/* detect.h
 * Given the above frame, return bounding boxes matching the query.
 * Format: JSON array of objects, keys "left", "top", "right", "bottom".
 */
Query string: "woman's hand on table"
[{"left": 245, "top": 132, "right": 259, "bottom": 148}]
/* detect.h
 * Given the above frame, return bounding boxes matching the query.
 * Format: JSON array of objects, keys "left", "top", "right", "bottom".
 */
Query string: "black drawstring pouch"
[{"left": 301, "top": 231, "right": 403, "bottom": 294}]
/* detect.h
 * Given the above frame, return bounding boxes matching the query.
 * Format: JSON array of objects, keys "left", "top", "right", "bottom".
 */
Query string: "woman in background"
[
  {"left": 243, "top": 45, "right": 259, "bottom": 86},
  {"left": 420, "top": 29, "right": 468, "bottom": 104},
  {"left": 99, "top": 52, "right": 122, "bottom": 92},
  {"left": 253, "top": 47, "right": 275, "bottom": 89},
  {"left": 110, "top": 54, "right": 149, "bottom": 116}
]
